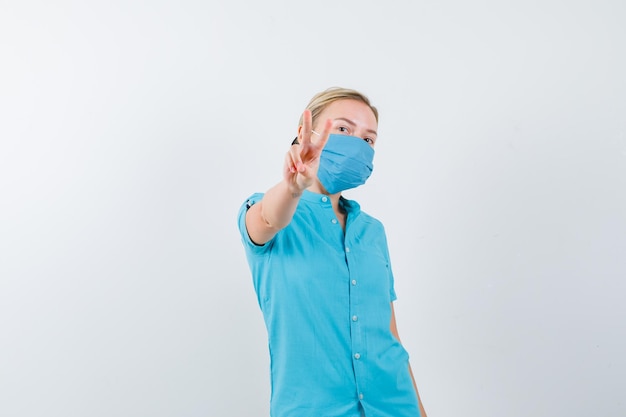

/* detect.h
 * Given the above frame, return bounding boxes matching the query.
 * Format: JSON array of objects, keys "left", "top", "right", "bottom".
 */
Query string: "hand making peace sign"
[{"left": 284, "top": 109, "right": 332, "bottom": 193}]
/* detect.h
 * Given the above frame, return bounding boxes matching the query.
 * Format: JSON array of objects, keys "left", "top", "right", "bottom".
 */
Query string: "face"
[
  {"left": 310, "top": 99, "right": 379, "bottom": 147},
  {"left": 300, "top": 99, "right": 378, "bottom": 195}
]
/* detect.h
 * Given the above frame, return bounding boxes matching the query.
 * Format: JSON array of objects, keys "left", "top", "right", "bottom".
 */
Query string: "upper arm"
[{"left": 245, "top": 200, "right": 281, "bottom": 245}]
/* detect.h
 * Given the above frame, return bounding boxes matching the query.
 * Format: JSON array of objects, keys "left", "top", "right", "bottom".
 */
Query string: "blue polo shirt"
[{"left": 238, "top": 190, "right": 420, "bottom": 417}]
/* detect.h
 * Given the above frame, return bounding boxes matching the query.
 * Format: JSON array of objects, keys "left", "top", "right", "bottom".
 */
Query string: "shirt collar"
[{"left": 300, "top": 190, "right": 361, "bottom": 217}]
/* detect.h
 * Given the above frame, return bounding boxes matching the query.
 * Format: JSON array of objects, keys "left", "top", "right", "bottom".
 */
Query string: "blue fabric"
[
  {"left": 317, "top": 134, "right": 375, "bottom": 194},
  {"left": 238, "top": 190, "right": 421, "bottom": 417}
]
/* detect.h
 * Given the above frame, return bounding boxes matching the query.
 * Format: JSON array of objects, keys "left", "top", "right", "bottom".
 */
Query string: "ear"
[{"left": 297, "top": 125, "right": 303, "bottom": 136}]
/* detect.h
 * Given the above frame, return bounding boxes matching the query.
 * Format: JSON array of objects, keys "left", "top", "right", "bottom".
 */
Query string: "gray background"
[{"left": 1, "top": 1, "right": 625, "bottom": 416}]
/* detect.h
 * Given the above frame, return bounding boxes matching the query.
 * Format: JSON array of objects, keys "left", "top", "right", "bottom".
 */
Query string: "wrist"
[{"left": 285, "top": 181, "right": 305, "bottom": 198}]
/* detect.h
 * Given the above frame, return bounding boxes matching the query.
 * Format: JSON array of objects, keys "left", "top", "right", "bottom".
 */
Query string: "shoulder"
[
  {"left": 342, "top": 197, "right": 387, "bottom": 235},
  {"left": 342, "top": 196, "right": 382, "bottom": 223},
  {"left": 358, "top": 211, "right": 387, "bottom": 237}
]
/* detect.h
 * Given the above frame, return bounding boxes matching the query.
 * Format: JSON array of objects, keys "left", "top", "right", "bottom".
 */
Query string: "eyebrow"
[{"left": 334, "top": 117, "right": 378, "bottom": 136}]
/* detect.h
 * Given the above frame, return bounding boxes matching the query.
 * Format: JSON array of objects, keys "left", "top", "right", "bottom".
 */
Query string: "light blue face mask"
[{"left": 317, "top": 134, "right": 375, "bottom": 194}]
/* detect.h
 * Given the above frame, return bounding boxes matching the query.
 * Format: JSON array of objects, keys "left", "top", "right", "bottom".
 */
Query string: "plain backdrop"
[{"left": 1, "top": 1, "right": 625, "bottom": 416}]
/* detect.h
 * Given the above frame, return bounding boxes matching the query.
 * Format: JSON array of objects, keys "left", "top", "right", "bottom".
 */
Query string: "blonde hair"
[{"left": 299, "top": 87, "right": 378, "bottom": 127}]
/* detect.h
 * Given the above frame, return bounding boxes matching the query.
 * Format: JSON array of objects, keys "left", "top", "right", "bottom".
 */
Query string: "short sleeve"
[
  {"left": 381, "top": 225, "right": 398, "bottom": 302},
  {"left": 237, "top": 192, "right": 271, "bottom": 255},
  {"left": 388, "top": 261, "right": 398, "bottom": 302}
]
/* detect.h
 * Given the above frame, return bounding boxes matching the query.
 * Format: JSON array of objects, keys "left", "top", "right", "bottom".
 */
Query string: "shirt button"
[
  {"left": 359, "top": 393, "right": 364, "bottom": 400},
  {"left": 351, "top": 279, "right": 357, "bottom": 286},
  {"left": 321, "top": 196, "right": 328, "bottom": 202},
  {"left": 352, "top": 315, "right": 358, "bottom": 322},
  {"left": 331, "top": 219, "right": 337, "bottom": 224},
  {"left": 345, "top": 247, "right": 350, "bottom": 253},
  {"left": 354, "top": 353, "right": 361, "bottom": 360}
]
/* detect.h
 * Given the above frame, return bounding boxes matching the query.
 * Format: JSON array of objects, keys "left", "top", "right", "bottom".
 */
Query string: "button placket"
[{"left": 346, "top": 237, "right": 365, "bottom": 399}]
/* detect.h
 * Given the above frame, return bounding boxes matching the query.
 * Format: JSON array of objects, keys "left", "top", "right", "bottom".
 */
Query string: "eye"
[
  {"left": 337, "top": 126, "right": 350, "bottom": 134},
  {"left": 363, "top": 137, "right": 374, "bottom": 144}
]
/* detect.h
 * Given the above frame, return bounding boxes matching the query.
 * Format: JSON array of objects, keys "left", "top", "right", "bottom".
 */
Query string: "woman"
[{"left": 238, "top": 87, "right": 427, "bottom": 417}]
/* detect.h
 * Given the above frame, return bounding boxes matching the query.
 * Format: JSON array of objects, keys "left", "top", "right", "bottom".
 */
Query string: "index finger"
[{"left": 299, "top": 109, "right": 313, "bottom": 146}]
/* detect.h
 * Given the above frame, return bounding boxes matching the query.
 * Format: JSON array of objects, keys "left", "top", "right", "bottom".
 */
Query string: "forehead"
[{"left": 317, "top": 99, "right": 378, "bottom": 127}]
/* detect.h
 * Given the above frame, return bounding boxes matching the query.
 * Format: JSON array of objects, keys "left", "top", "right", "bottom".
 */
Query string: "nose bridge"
[
  {"left": 354, "top": 125, "right": 368, "bottom": 139},
  {"left": 355, "top": 126, "right": 376, "bottom": 144}
]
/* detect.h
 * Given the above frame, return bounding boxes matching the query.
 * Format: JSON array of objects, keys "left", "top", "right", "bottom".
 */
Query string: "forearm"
[
  {"left": 391, "top": 303, "right": 427, "bottom": 416},
  {"left": 259, "top": 179, "right": 303, "bottom": 230},
  {"left": 409, "top": 363, "right": 427, "bottom": 417}
]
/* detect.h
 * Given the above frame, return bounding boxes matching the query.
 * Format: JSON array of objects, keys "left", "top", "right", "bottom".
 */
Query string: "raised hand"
[{"left": 284, "top": 109, "right": 332, "bottom": 193}]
